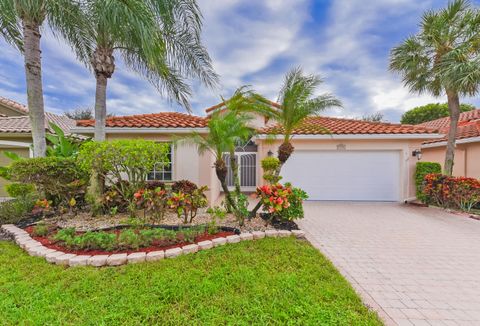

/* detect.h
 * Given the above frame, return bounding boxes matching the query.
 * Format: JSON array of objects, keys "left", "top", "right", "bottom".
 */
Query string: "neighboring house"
[
  {"left": 0, "top": 96, "right": 29, "bottom": 117},
  {"left": 0, "top": 97, "right": 75, "bottom": 197},
  {"left": 72, "top": 106, "right": 443, "bottom": 204},
  {"left": 419, "top": 109, "right": 480, "bottom": 179}
]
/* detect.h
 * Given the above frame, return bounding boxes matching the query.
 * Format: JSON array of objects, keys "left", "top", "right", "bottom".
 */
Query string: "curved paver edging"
[{"left": 1, "top": 224, "right": 306, "bottom": 267}]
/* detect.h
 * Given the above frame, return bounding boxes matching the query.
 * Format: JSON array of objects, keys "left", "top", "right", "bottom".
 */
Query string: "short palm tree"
[
  {"left": 270, "top": 67, "right": 342, "bottom": 172},
  {"left": 390, "top": 0, "right": 480, "bottom": 175},
  {"left": 180, "top": 88, "right": 263, "bottom": 225},
  {"left": 71, "top": 0, "right": 218, "bottom": 141},
  {"left": 0, "top": 0, "right": 86, "bottom": 157}
]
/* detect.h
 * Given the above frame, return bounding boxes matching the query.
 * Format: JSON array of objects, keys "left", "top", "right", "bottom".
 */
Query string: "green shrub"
[
  {"left": 5, "top": 183, "right": 35, "bottom": 198},
  {"left": 261, "top": 157, "right": 282, "bottom": 184},
  {"left": 78, "top": 140, "right": 170, "bottom": 213},
  {"left": 118, "top": 229, "right": 142, "bottom": 249},
  {"left": 0, "top": 196, "right": 36, "bottom": 225},
  {"left": 32, "top": 223, "right": 49, "bottom": 237},
  {"left": 415, "top": 162, "right": 441, "bottom": 202},
  {"left": 9, "top": 157, "right": 88, "bottom": 207}
]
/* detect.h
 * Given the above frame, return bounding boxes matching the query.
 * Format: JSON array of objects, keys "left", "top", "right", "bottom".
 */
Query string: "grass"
[{"left": 0, "top": 238, "right": 382, "bottom": 325}]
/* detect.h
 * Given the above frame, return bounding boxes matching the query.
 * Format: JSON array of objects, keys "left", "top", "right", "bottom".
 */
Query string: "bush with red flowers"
[
  {"left": 256, "top": 183, "right": 308, "bottom": 222},
  {"left": 423, "top": 173, "right": 480, "bottom": 211}
]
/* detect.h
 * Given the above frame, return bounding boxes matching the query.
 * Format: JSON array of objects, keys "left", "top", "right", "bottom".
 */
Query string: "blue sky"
[{"left": 0, "top": 0, "right": 479, "bottom": 122}]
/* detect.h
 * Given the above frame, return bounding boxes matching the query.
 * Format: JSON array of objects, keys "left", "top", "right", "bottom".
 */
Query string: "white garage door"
[{"left": 281, "top": 151, "right": 400, "bottom": 201}]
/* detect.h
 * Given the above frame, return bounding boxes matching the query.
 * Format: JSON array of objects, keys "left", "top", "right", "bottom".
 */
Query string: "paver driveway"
[{"left": 298, "top": 202, "right": 480, "bottom": 326}]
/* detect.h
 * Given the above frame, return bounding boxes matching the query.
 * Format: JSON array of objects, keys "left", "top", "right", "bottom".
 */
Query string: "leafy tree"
[
  {"left": 65, "top": 108, "right": 94, "bottom": 120},
  {"left": 390, "top": 0, "right": 480, "bottom": 175},
  {"left": 0, "top": 0, "right": 86, "bottom": 157},
  {"left": 362, "top": 112, "right": 385, "bottom": 122},
  {"left": 400, "top": 103, "right": 474, "bottom": 125},
  {"left": 180, "top": 88, "right": 263, "bottom": 225},
  {"left": 68, "top": 0, "right": 218, "bottom": 141},
  {"left": 267, "top": 67, "right": 342, "bottom": 173}
]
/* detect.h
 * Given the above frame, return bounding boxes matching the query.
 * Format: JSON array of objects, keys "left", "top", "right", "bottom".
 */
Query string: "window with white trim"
[{"left": 147, "top": 143, "right": 173, "bottom": 181}]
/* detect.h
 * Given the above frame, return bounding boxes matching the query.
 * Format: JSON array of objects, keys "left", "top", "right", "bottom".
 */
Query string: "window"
[{"left": 147, "top": 143, "right": 173, "bottom": 181}]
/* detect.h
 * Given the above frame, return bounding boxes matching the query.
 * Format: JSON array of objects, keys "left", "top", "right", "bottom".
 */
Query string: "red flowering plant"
[
  {"left": 133, "top": 187, "right": 169, "bottom": 223},
  {"left": 32, "top": 198, "right": 54, "bottom": 217},
  {"left": 423, "top": 174, "right": 480, "bottom": 212},
  {"left": 256, "top": 183, "right": 308, "bottom": 223}
]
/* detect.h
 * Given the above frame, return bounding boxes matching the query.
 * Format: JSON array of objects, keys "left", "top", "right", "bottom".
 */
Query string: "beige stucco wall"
[
  {"left": 256, "top": 138, "right": 426, "bottom": 201},
  {"left": 421, "top": 142, "right": 480, "bottom": 179},
  {"left": 104, "top": 132, "right": 220, "bottom": 203}
]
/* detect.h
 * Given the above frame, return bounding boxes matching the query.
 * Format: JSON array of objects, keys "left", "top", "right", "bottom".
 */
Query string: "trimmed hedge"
[{"left": 415, "top": 162, "right": 441, "bottom": 202}]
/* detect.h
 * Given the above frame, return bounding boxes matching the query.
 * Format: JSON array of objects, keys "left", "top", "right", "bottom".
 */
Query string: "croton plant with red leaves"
[
  {"left": 256, "top": 183, "right": 292, "bottom": 214},
  {"left": 423, "top": 173, "right": 480, "bottom": 211}
]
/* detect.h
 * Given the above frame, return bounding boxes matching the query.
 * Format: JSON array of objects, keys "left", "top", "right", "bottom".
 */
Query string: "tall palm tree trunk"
[
  {"left": 94, "top": 74, "right": 108, "bottom": 141},
  {"left": 215, "top": 159, "right": 236, "bottom": 211},
  {"left": 444, "top": 91, "right": 460, "bottom": 176},
  {"left": 91, "top": 47, "right": 115, "bottom": 141},
  {"left": 23, "top": 19, "right": 46, "bottom": 157},
  {"left": 229, "top": 153, "right": 241, "bottom": 196},
  {"left": 274, "top": 140, "right": 294, "bottom": 177}
]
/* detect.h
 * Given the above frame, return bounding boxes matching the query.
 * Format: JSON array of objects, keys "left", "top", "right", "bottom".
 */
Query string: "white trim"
[
  {"left": 255, "top": 133, "right": 444, "bottom": 140},
  {"left": 147, "top": 142, "right": 174, "bottom": 182},
  {"left": 70, "top": 127, "right": 209, "bottom": 134},
  {"left": 421, "top": 136, "right": 480, "bottom": 148},
  {"left": 0, "top": 140, "right": 33, "bottom": 157}
]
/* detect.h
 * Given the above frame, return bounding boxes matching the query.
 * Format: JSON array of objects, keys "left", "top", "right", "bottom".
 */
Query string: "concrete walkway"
[{"left": 298, "top": 202, "right": 480, "bottom": 326}]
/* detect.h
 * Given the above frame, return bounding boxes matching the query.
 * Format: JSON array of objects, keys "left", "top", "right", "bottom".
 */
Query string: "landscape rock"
[
  {"left": 165, "top": 247, "right": 183, "bottom": 258},
  {"left": 88, "top": 255, "right": 109, "bottom": 267},
  {"left": 55, "top": 254, "right": 77, "bottom": 265},
  {"left": 69, "top": 255, "right": 91, "bottom": 267},
  {"left": 107, "top": 253, "right": 128, "bottom": 266},
  {"left": 45, "top": 251, "right": 65, "bottom": 263},
  {"left": 252, "top": 231, "right": 265, "bottom": 239},
  {"left": 291, "top": 230, "right": 306, "bottom": 239},
  {"left": 240, "top": 233, "right": 253, "bottom": 241},
  {"left": 146, "top": 251, "right": 164, "bottom": 262},
  {"left": 127, "top": 252, "right": 146, "bottom": 264},
  {"left": 277, "top": 230, "right": 291, "bottom": 237},
  {"left": 197, "top": 240, "right": 213, "bottom": 250},
  {"left": 182, "top": 244, "right": 199, "bottom": 254},
  {"left": 212, "top": 237, "right": 227, "bottom": 247},
  {"left": 265, "top": 229, "right": 279, "bottom": 238},
  {"left": 226, "top": 235, "right": 241, "bottom": 244}
]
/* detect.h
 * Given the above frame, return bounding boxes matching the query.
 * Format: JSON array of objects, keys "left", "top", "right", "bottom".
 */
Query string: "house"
[
  {"left": 72, "top": 105, "right": 443, "bottom": 204},
  {"left": 0, "top": 97, "right": 75, "bottom": 196},
  {"left": 419, "top": 109, "right": 480, "bottom": 178}
]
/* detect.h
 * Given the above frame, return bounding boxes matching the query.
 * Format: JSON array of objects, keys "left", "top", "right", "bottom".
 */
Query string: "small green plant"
[
  {"left": 32, "top": 223, "right": 49, "bottom": 237},
  {"left": 168, "top": 186, "right": 208, "bottom": 224},
  {"left": 134, "top": 187, "right": 169, "bottom": 223},
  {"left": 5, "top": 183, "right": 35, "bottom": 198},
  {"left": 206, "top": 206, "right": 226, "bottom": 235},
  {"left": 261, "top": 157, "right": 282, "bottom": 184},
  {"left": 118, "top": 229, "right": 142, "bottom": 250},
  {"left": 0, "top": 195, "right": 36, "bottom": 225}
]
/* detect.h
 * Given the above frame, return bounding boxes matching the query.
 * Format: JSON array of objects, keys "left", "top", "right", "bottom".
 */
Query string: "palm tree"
[
  {"left": 390, "top": 0, "right": 480, "bottom": 175},
  {"left": 180, "top": 88, "right": 263, "bottom": 225},
  {"left": 269, "top": 67, "right": 342, "bottom": 173},
  {"left": 71, "top": 0, "right": 218, "bottom": 141},
  {"left": 0, "top": 0, "right": 86, "bottom": 157}
]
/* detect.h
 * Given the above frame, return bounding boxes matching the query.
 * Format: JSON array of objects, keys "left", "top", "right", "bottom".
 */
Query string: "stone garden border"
[{"left": 1, "top": 224, "right": 306, "bottom": 267}]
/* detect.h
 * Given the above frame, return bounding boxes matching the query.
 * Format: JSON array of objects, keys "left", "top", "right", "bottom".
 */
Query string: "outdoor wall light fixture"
[
  {"left": 267, "top": 150, "right": 274, "bottom": 157},
  {"left": 412, "top": 149, "right": 422, "bottom": 160}
]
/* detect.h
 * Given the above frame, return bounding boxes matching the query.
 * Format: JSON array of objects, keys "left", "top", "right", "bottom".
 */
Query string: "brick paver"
[{"left": 298, "top": 202, "right": 480, "bottom": 326}]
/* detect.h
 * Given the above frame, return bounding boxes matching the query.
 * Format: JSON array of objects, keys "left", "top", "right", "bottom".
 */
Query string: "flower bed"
[{"left": 24, "top": 224, "right": 237, "bottom": 256}]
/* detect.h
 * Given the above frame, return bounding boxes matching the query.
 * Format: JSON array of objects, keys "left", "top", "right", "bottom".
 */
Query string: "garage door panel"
[{"left": 281, "top": 151, "right": 400, "bottom": 201}]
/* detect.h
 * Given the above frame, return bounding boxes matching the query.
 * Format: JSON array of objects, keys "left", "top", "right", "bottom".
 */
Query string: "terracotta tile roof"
[
  {"left": 423, "top": 121, "right": 480, "bottom": 144},
  {"left": 418, "top": 109, "right": 480, "bottom": 129},
  {"left": 0, "top": 112, "right": 75, "bottom": 134},
  {"left": 76, "top": 112, "right": 208, "bottom": 128},
  {"left": 260, "top": 116, "right": 438, "bottom": 135},
  {"left": 0, "top": 96, "right": 29, "bottom": 114},
  {"left": 419, "top": 109, "right": 480, "bottom": 144}
]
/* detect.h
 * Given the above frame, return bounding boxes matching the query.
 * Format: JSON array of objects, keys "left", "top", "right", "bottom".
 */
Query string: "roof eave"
[
  {"left": 70, "top": 126, "right": 209, "bottom": 134},
  {"left": 421, "top": 136, "right": 480, "bottom": 148},
  {"left": 255, "top": 133, "right": 445, "bottom": 140}
]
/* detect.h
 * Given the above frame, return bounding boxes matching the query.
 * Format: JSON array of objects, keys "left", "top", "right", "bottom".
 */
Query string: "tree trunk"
[
  {"left": 91, "top": 47, "right": 115, "bottom": 141},
  {"left": 444, "top": 91, "right": 460, "bottom": 176},
  {"left": 214, "top": 159, "right": 236, "bottom": 211},
  {"left": 274, "top": 141, "right": 294, "bottom": 177},
  {"left": 94, "top": 74, "right": 108, "bottom": 141},
  {"left": 229, "top": 152, "right": 241, "bottom": 196},
  {"left": 22, "top": 19, "right": 46, "bottom": 157}
]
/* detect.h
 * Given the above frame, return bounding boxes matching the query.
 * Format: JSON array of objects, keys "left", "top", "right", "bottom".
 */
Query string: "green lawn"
[{"left": 0, "top": 238, "right": 381, "bottom": 325}]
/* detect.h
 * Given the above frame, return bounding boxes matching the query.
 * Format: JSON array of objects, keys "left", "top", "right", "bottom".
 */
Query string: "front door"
[{"left": 224, "top": 152, "right": 257, "bottom": 191}]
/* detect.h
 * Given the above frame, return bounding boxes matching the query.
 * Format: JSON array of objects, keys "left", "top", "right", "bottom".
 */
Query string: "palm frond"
[{"left": 0, "top": 0, "right": 23, "bottom": 51}]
